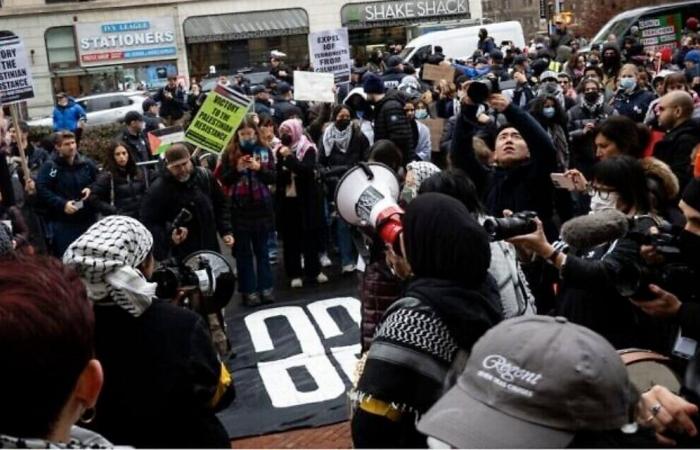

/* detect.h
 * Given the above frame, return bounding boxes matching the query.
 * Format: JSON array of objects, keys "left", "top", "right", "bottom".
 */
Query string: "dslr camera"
[
  {"left": 483, "top": 211, "right": 538, "bottom": 241},
  {"left": 615, "top": 224, "right": 696, "bottom": 301},
  {"left": 467, "top": 74, "right": 517, "bottom": 104}
]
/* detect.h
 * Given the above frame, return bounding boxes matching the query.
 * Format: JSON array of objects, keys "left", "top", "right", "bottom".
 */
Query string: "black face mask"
[
  {"left": 335, "top": 118, "right": 351, "bottom": 131},
  {"left": 679, "top": 229, "right": 700, "bottom": 268},
  {"left": 280, "top": 134, "right": 293, "bottom": 146},
  {"left": 584, "top": 92, "right": 600, "bottom": 103}
]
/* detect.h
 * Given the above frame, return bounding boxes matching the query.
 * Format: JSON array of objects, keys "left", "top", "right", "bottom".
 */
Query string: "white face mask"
[{"left": 589, "top": 191, "right": 619, "bottom": 213}]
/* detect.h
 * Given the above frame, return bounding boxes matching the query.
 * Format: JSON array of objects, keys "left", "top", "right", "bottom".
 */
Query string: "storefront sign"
[
  {"left": 185, "top": 85, "right": 251, "bottom": 154},
  {"left": 0, "top": 34, "right": 34, "bottom": 104},
  {"left": 342, "top": 0, "right": 469, "bottom": 27},
  {"left": 294, "top": 71, "right": 336, "bottom": 103},
  {"left": 75, "top": 17, "right": 177, "bottom": 67},
  {"left": 638, "top": 13, "right": 682, "bottom": 54},
  {"left": 308, "top": 28, "right": 352, "bottom": 84}
]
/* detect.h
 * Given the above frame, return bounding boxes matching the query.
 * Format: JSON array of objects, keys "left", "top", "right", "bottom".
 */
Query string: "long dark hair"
[
  {"left": 595, "top": 116, "right": 650, "bottom": 159},
  {"left": 593, "top": 155, "right": 651, "bottom": 214},
  {"left": 106, "top": 141, "right": 137, "bottom": 177},
  {"left": 224, "top": 116, "right": 260, "bottom": 168},
  {"left": 530, "top": 95, "right": 567, "bottom": 128}
]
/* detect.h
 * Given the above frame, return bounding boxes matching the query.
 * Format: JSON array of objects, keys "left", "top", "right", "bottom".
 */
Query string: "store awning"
[{"left": 184, "top": 9, "right": 309, "bottom": 44}]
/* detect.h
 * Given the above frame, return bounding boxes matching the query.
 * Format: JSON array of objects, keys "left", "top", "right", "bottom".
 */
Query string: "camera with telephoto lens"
[
  {"left": 482, "top": 211, "right": 538, "bottom": 241},
  {"left": 614, "top": 224, "right": 696, "bottom": 301},
  {"left": 467, "top": 76, "right": 517, "bottom": 104}
]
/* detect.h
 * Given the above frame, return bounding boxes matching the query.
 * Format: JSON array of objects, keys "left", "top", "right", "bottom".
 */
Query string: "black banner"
[{"left": 217, "top": 297, "right": 361, "bottom": 438}]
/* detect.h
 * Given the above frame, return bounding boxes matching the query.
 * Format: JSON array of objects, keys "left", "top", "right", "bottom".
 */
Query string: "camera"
[
  {"left": 615, "top": 225, "right": 696, "bottom": 301},
  {"left": 467, "top": 76, "right": 517, "bottom": 103},
  {"left": 483, "top": 211, "right": 538, "bottom": 241},
  {"left": 170, "top": 208, "right": 192, "bottom": 235}
]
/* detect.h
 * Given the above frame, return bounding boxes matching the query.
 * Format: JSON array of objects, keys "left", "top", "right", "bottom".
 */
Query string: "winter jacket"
[
  {"left": 381, "top": 68, "right": 406, "bottom": 91},
  {"left": 451, "top": 103, "right": 559, "bottom": 239},
  {"left": 373, "top": 90, "right": 416, "bottom": 164},
  {"left": 477, "top": 37, "right": 496, "bottom": 55},
  {"left": 318, "top": 124, "right": 369, "bottom": 196},
  {"left": 119, "top": 129, "right": 151, "bottom": 163},
  {"left": 272, "top": 98, "right": 304, "bottom": 126},
  {"left": 52, "top": 99, "right": 86, "bottom": 132},
  {"left": 359, "top": 259, "right": 404, "bottom": 351},
  {"left": 36, "top": 153, "right": 98, "bottom": 223},
  {"left": 611, "top": 87, "right": 655, "bottom": 123},
  {"left": 143, "top": 112, "right": 164, "bottom": 134},
  {"left": 90, "top": 168, "right": 148, "bottom": 219},
  {"left": 153, "top": 85, "right": 187, "bottom": 121},
  {"left": 568, "top": 101, "right": 617, "bottom": 177},
  {"left": 642, "top": 157, "right": 683, "bottom": 226},
  {"left": 558, "top": 216, "right": 674, "bottom": 353},
  {"left": 653, "top": 118, "right": 700, "bottom": 191},
  {"left": 412, "top": 120, "right": 432, "bottom": 161},
  {"left": 275, "top": 145, "right": 325, "bottom": 235},
  {"left": 254, "top": 98, "right": 272, "bottom": 117},
  {"left": 140, "top": 166, "right": 232, "bottom": 261},
  {"left": 218, "top": 145, "right": 276, "bottom": 232},
  {"left": 89, "top": 301, "right": 232, "bottom": 448}
]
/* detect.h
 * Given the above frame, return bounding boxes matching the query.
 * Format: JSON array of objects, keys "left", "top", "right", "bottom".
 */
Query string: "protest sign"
[
  {"left": 422, "top": 63, "right": 455, "bottom": 83},
  {"left": 308, "top": 28, "right": 352, "bottom": 85},
  {"left": 148, "top": 125, "right": 185, "bottom": 155},
  {"left": 294, "top": 71, "right": 335, "bottom": 103},
  {"left": 421, "top": 118, "right": 445, "bottom": 152},
  {"left": 0, "top": 33, "right": 34, "bottom": 104},
  {"left": 185, "top": 85, "right": 251, "bottom": 154}
]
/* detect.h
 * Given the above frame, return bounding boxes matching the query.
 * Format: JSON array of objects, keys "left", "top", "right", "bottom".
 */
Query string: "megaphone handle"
[{"left": 357, "top": 162, "right": 374, "bottom": 180}]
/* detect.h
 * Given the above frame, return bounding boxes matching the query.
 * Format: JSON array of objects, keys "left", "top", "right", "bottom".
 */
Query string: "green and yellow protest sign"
[{"left": 185, "top": 85, "right": 251, "bottom": 154}]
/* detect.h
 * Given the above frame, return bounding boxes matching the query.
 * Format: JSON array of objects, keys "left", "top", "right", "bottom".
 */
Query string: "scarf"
[
  {"left": 549, "top": 123, "right": 570, "bottom": 170},
  {"left": 582, "top": 92, "right": 605, "bottom": 113},
  {"left": 0, "top": 220, "right": 12, "bottom": 256},
  {"left": 406, "top": 161, "right": 441, "bottom": 188},
  {"left": 63, "top": 215, "right": 156, "bottom": 317},
  {"left": 280, "top": 118, "right": 315, "bottom": 161},
  {"left": 322, "top": 122, "right": 353, "bottom": 157}
]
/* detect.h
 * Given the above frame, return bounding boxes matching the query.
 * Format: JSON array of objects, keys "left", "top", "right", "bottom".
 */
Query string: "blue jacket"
[
  {"left": 53, "top": 98, "right": 86, "bottom": 132},
  {"left": 611, "top": 87, "right": 655, "bottom": 123},
  {"left": 36, "top": 153, "right": 98, "bottom": 222}
]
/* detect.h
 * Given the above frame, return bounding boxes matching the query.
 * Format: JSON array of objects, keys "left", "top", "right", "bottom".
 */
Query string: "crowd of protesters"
[{"left": 2, "top": 14, "right": 700, "bottom": 449}]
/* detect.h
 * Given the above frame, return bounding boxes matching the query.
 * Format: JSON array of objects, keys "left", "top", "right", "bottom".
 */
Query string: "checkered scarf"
[{"left": 63, "top": 216, "right": 156, "bottom": 317}]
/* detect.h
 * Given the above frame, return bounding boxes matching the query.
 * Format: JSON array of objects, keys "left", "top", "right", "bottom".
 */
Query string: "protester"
[
  {"left": 63, "top": 216, "right": 234, "bottom": 448},
  {"left": 363, "top": 72, "right": 415, "bottom": 165},
  {"left": 611, "top": 64, "right": 656, "bottom": 123},
  {"left": 218, "top": 118, "right": 276, "bottom": 306},
  {"left": 152, "top": 76, "right": 187, "bottom": 126},
  {"left": 404, "top": 100, "right": 432, "bottom": 162},
  {"left": 140, "top": 144, "right": 234, "bottom": 261},
  {"left": 119, "top": 111, "right": 151, "bottom": 164},
  {"left": 400, "top": 161, "right": 440, "bottom": 206},
  {"left": 142, "top": 98, "right": 164, "bottom": 133},
  {"left": 275, "top": 118, "right": 327, "bottom": 288},
  {"left": 477, "top": 28, "right": 496, "bottom": 55},
  {"left": 318, "top": 105, "right": 369, "bottom": 273},
  {"left": 0, "top": 256, "right": 110, "bottom": 448},
  {"left": 417, "top": 315, "right": 655, "bottom": 448},
  {"left": 52, "top": 92, "right": 86, "bottom": 133},
  {"left": 252, "top": 85, "right": 272, "bottom": 117},
  {"left": 36, "top": 131, "right": 98, "bottom": 257},
  {"left": 90, "top": 141, "right": 148, "bottom": 219},
  {"left": 351, "top": 193, "right": 502, "bottom": 448},
  {"left": 272, "top": 82, "right": 304, "bottom": 126}
]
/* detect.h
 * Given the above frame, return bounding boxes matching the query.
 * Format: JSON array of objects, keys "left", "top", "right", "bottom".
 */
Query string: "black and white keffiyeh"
[
  {"left": 63, "top": 215, "right": 156, "bottom": 317},
  {"left": 322, "top": 122, "right": 353, "bottom": 156}
]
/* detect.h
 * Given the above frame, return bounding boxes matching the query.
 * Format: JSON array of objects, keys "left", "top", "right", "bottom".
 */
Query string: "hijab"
[
  {"left": 63, "top": 215, "right": 156, "bottom": 317},
  {"left": 280, "top": 118, "right": 315, "bottom": 161}
]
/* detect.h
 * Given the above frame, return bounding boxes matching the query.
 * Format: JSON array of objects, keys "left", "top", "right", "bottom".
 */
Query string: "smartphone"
[{"left": 550, "top": 173, "right": 576, "bottom": 191}]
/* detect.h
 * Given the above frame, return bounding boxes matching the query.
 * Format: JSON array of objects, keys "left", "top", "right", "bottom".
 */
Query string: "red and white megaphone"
[{"left": 335, "top": 162, "right": 403, "bottom": 248}]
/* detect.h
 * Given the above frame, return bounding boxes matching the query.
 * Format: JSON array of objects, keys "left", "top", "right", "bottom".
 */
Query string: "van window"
[{"left": 590, "top": 17, "right": 634, "bottom": 47}]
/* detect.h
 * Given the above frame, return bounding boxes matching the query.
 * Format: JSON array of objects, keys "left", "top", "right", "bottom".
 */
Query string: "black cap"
[
  {"left": 277, "top": 81, "right": 292, "bottom": 95},
  {"left": 251, "top": 85, "right": 266, "bottom": 95},
  {"left": 263, "top": 75, "right": 278, "bottom": 88},
  {"left": 513, "top": 55, "right": 528, "bottom": 65},
  {"left": 387, "top": 55, "right": 403, "bottom": 68},
  {"left": 124, "top": 111, "right": 143, "bottom": 125}
]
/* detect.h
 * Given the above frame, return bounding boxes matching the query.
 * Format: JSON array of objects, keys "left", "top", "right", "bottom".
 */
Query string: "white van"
[{"left": 400, "top": 21, "right": 526, "bottom": 65}]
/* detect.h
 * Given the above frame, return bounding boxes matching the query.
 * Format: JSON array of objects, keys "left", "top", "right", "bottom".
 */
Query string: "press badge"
[{"left": 672, "top": 329, "right": 697, "bottom": 359}]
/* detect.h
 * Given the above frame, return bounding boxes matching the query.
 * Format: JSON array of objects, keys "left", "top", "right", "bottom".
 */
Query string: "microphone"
[{"left": 560, "top": 209, "right": 629, "bottom": 250}]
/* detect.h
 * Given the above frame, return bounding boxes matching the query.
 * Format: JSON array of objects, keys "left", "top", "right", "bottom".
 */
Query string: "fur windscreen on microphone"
[{"left": 561, "top": 209, "right": 629, "bottom": 250}]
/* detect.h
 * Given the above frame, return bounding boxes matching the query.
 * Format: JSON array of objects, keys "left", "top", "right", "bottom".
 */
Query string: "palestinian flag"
[{"left": 148, "top": 125, "right": 185, "bottom": 155}]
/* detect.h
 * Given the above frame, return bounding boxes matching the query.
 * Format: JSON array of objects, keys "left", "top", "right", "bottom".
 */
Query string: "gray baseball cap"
[{"left": 417, "top": 316, "right": 639, "bottom": 448}]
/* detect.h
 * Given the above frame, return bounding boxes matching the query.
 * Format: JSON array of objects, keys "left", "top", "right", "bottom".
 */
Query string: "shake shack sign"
[{"left": 342, "top": 0, "right": 469, "bottom": 28}]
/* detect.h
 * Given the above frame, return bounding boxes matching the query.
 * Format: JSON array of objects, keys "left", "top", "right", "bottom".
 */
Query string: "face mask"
[
  {"left": 620, "top": 77, "right": 637, "bottom": 90},
  {"left": 542, "top": 107, "right": 555, "bottom": 118},
  {"left": 584, "top": 92, "right": 600, "bottom": 103},
  {"left": 336, "top": 118, "right": 351, "bottom": 131},
  {"left": 240, "top": 138, "right": 256, "bottom": 151},
  {"left": 589, "top": 191, "right": 619, "bottom": 213},
  {"left": 415, "top": 109, "right": 428, "bottom": 120},
  {"left": 280, "top": 134, "right": 293, "bottom": 146}
]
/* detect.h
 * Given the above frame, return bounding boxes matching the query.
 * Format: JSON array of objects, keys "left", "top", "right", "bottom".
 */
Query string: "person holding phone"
[{"left": 36, "top": 130, "right": 97, "bottom": 257}]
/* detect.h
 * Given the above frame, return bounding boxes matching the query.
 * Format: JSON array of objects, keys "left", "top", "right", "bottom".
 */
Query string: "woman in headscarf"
[
  {"left": 318, "top": 105, "right": 369, "bottom": 273},
  {"left": 63, "top": 215, "right": 234, "bottom": 448},
  {"left": 399, "top": 161, "right": 440, "bottom": 206},
  {"left": 275, "top": 118, "right": 327, "bottom": 288},
  {"left": 350, "top": 193, "right": 503, "bottom": 448}
]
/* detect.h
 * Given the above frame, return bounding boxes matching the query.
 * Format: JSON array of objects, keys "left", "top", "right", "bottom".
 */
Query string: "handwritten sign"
[{"left": 294, "top": 71, "right": 335, "bottom": 103}]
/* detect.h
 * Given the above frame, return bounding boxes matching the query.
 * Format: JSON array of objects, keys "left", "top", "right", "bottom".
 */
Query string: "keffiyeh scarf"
[
  {"left": 63, "top": 215, "right": 156, "bottom": 317},
  {"left": 322, "top": 123, "right": 353, "bottom": 156}
]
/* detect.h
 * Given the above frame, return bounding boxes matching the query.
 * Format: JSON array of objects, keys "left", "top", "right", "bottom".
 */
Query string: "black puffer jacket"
[
  {"left": 318, "top": 123, "right": 369, "bottom": 196},
  {"left": 652, "top": 118, "right": 700, "bottom": 192},
  {"left": 90, "top": 168, "right": 148, "bottom": 219},
  {"left": 373, "top": 90, "right": 415, "bottom": 164},
  {"left": 359, "top": 259, "right": 404, "bottom": 351}
]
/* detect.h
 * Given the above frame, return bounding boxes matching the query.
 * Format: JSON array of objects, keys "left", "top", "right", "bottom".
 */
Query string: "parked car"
[{"left": 28, "top": 91, "right": 149, "bottom": 128}]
